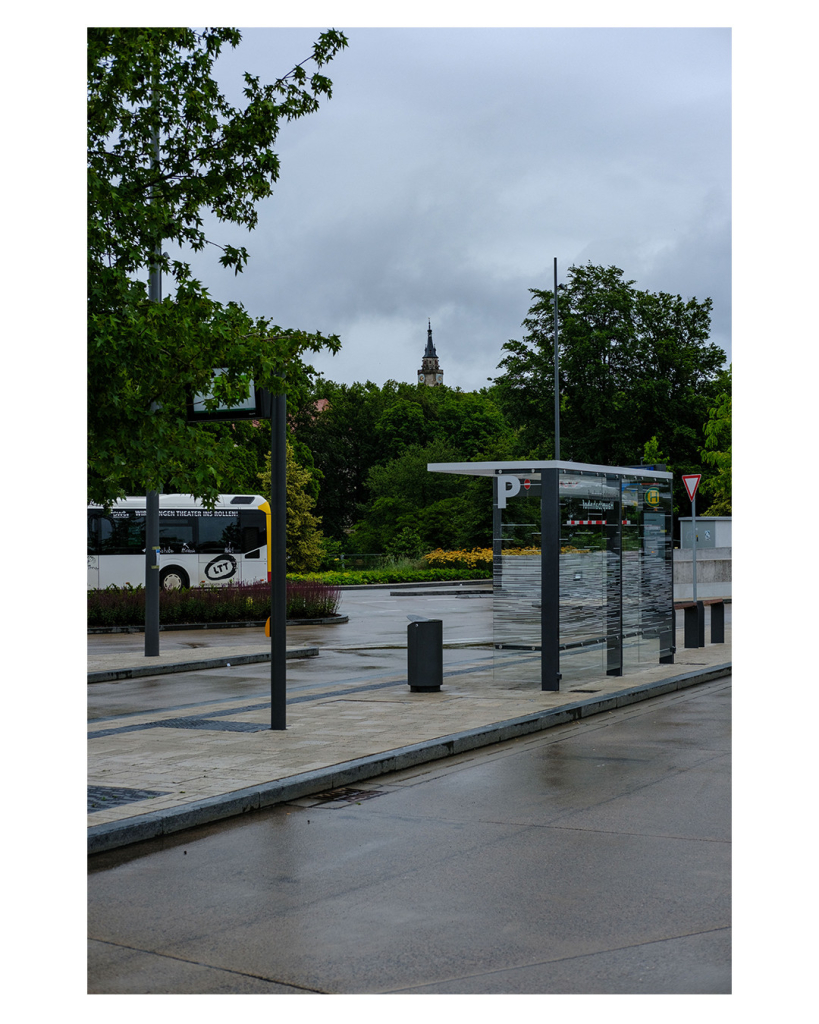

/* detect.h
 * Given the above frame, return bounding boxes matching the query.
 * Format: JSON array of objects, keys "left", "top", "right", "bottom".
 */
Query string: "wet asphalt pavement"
[{"left": 88, "top": 674, "right": 731, "bottom": 994}]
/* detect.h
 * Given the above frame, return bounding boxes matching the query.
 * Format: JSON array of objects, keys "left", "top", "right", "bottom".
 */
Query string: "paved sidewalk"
[
  {"left": 88, "top": 594, "right": 730, "bottom": 853},
  {"left": 88, "top": 634, "right": 319, "bottom": 682}
]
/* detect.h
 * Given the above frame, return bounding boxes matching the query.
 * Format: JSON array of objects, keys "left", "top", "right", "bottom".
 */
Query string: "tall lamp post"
[
  {"left": 268, "top": 387, "right": 287, "bottom": 729},
  {"left": 145, "top": 121, "right": 162, "bottom": 657},
  {"left": 553, "top": 257, "right": 560, "bottom": 460}
]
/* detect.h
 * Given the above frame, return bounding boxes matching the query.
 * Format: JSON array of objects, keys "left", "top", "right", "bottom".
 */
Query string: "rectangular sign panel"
[{"left": 186, "top": 370, "right": 269, "bottom": 421}]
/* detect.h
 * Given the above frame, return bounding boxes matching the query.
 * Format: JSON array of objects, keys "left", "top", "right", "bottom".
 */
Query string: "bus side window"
[
  {"left": 239, "top": 532, "right": 259, "bottom": 557},
  {"left": 102, "top": 513, "right": 145, "bottom": 554},
  {"left": 88, "top": 515, "right": 99, "bottom": 554},
  {"left": 239, "top": 511, "right": 265, "bottom": 554},
  {"left": 159, "top": 517, "right": 195, "bottom": 553},
  {"left": 197, "top": 515, "right": 240, "bottom": 553},
  {"left": 89, "top": 515, "right": 114, "bottom": 554}
]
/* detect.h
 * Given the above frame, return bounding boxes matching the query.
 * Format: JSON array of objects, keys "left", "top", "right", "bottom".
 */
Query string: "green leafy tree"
[
  {"left": 376, "top": 400, "right": 432, "bottom": 460},
  {"left": 493, "top": 263, "right": 727, "bottom": 482},
  {"left": 258, "top": 439, "right": 325, "bottom": 572},
  {"left": 292, "top": 381, "right": 516, "bottom": 548},
  {"left": 347, "top": 438, "right": 494, "bottom": 554},
  {"left": 642, "top": 435, "right": 670, "bottom": 469},
  {"left": 290, "top": 380, "right": 394, "bottom": 542},
  {"left": 699, "top": 366, "right": 732, "bottom": 515},
  {"left": 384, "top": 527, "right": 427, "bottom": 562},
  {"left": 131, "top": 361, "right": 326, "bottom": 502},
  {"left": 88, "top": 27, "right": 348, "bottom": 505}
]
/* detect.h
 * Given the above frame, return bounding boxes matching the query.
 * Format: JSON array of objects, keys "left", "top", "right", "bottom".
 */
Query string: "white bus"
[{"left": 87, "top": 494, "right": 271, "bottom": 590}]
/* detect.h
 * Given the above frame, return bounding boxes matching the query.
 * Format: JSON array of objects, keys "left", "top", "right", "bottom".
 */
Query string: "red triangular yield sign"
[{"left": 682, "top": 474, "right": 701, "bottom": 502}]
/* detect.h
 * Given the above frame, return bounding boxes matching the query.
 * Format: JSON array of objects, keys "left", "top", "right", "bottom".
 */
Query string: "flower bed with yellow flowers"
[{"left": 422, "top": 548, "right": 494, "bottom": 572}]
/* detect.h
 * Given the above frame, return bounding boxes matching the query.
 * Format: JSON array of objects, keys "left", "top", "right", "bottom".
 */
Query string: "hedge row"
[
  {"left": 286, "top": 566, "right": 492, "bottom": 587},
  {"left": 88, "top": 580, "right": 341, "bottom": 628}
]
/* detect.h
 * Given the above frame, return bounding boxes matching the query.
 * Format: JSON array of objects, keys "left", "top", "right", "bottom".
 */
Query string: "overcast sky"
[{"left": 176, "top": 25, "right": 731, "bottom": 393}]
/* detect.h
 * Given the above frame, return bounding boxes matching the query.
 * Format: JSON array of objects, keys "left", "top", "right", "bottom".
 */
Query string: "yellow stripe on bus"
[{"left": 257, "top": 499, "right": 272, "bottom": 578}]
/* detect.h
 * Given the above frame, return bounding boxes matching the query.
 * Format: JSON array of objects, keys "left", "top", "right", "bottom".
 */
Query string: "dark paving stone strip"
[
  {"left": 89, "top": 692, "right": 273, "bottom": 724},
  {"left": 88, "top": 785, "right": 170, "bottom": 812},
  {"left": 156, "top": 719, "right": 271, "bottom": 733},
  {"left": 90, "top": 720, "right": 166, "bottom": 740}
]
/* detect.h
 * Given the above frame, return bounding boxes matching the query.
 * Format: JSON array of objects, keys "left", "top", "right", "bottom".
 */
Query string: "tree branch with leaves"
[
  {"left": 88, "top": 27, "right": 348, "bottom": 505},
  {"left": 699, "top": 365, "right": 732, "bottom": 515}
]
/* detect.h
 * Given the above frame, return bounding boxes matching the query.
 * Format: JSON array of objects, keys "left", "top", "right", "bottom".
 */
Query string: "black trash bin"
[{"left": 407, "top": 617, "right": 443, "bottom": 692}]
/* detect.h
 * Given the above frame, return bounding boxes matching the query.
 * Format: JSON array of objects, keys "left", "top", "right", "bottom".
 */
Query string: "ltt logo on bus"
[{"left": 205, "top": 555, "right": 238, "bottom": 581}]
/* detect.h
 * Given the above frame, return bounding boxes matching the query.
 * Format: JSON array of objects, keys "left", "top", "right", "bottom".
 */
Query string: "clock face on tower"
[
  {"left": 436, "top": 373, "right": 443, "bottom": 383},
  {"left": 418, "top": 372, "right": 425, "bottom": 382}
]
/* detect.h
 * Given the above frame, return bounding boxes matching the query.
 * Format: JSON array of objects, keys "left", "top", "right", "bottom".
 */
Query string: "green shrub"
[
  {"left": 88, "top": 580, "right": 341, "bottom": 628},
  {"left": 286, "top": 565, "right": 492, "bottom": 587}
]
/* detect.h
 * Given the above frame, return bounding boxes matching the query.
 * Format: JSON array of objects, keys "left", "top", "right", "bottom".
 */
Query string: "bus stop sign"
[{"left": 682, "top": 474, "right": 701, "bottom": 502}]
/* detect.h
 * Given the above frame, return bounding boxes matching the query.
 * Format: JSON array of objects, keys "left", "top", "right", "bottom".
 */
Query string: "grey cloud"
[{"left": 179, "top": 26, "right": 731, "bottom": 391}]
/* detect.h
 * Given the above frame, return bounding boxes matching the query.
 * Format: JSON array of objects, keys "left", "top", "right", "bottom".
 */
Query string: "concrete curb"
[
  {"left": 87, "top": 645, "right": 319, "bottom": 684},
  {"left": 389, "top": 589, "right": 491, "bottom": 597},
  {"left": 88, "top": 661, "right": 731, "bottom": 854}
]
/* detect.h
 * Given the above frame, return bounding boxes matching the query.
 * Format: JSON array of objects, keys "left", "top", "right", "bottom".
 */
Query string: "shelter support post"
[
  {"left": 660, "top": 610, "right": 675, "bottom": 664},
  {"left": 540, "top": 468, "right": 560, "bottom": 691},
  {"left": 606, "top": 480, "right": 623, "bottom": 676}
]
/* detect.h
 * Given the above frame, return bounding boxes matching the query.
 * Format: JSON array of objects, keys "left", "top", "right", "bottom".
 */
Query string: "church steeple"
[
  {"left": 418, "top": 320, "right": 443, "bottom": 386},
  {"left": 424, "top": 320, "right": 437, "bottom": 358}
]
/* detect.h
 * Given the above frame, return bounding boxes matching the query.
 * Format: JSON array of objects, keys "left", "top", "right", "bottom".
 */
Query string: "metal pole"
[
  {"left": 692, "top": 492, "right": 698, "bottom": 605},
  {"left": 145, "top": 490, "right": 160, "bottom": 655},
  {"left": 145, "top": 118, "right": 162, "bottom": 657},
  {"left": 270, "top": 389, "right": 287, "bottom": 729},
  {"left": 540, "top": 467, "right": 560, "bottom": 691},
  {"left": 605, "top": 480, "right": 623, "bottom": 676},
  {"left": 553, "top": 257, "right": 560, "bottom": 460}
]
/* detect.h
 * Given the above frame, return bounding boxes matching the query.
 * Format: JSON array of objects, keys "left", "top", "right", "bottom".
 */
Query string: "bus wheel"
[{"left": 160, "top": 567, "right": 189, "bottom": 590}]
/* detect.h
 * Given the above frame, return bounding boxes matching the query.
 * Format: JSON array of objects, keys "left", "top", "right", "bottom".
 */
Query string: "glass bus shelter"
[{"left": 427, "top": 460, "right": 674, "bottom": 691}]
